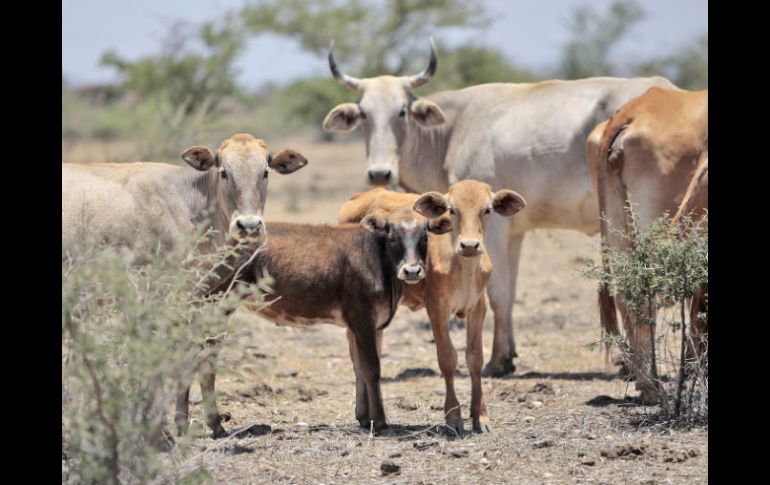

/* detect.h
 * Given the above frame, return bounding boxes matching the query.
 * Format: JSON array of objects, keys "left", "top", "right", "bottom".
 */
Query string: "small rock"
[
  {"left": 528, "top": 400, "right": 544, "bottom": 409},
  {"left": 276, "top": 370, "right": 299, "bottom": 378},
  {"left": 530, "top": 381, "right": 555, "bottom": 394},
  {"left": 543, "top": 472, "right": 554, "bottom": 478},
  {"left": 413, "top": 441, "right": 438, "bottom": 451},
  {"left": 296, "top": 421, "right": 309, "bottom": 427},
  {"left": 533, "top": 440, "right": 554, "bottom": 449},
  {"left": 389, "top": 452, "right": 403, "bottom": 458},
  {"left": 381, "top": 460, "right": 401, "bottom": 476},
  {"left": 449, "top": 449, "right": 469, "bottom": 458},
  {"left": 580, "top": 460, "right": 596, "bottom": 466},
  {"left": 577, "top": 451, "right": 585, "bottom": 457},
  {"left": 340, "top": 450, "right": 350, "bottom": 457}
]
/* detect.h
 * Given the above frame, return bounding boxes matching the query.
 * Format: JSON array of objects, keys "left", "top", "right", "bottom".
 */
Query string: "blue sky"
[{"left": 62, "top": 0, "right": 707, "bottom": 89}]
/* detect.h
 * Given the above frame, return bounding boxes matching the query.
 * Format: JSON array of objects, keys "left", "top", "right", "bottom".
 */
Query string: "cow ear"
[
  {"left": 181, "top": 146, "right": 218, "bottom": 171},
  {"left": 360, "top": 213, "right": 389, "bottom": 234},
  {"left": 410, "top": 99, "right": 446, "bottom": 127},
  {"left": 414, "top": 192, "right": 448, "bottom": 219},
  {"left": 427, "top": 215, "right": 452, "bottom": 235},
  {"left": 323, "top": 103, "right": 362, "bottom": 132},
  {"left": 269, "top": 149, "right": 308, "bottom": 174},
  {"left": 492, "top": 190, "right": 527, "bottom": 217}
]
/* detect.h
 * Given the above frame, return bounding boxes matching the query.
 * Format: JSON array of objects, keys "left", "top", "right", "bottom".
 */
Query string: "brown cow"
[
  {"left": 586, "top": 87, "right": 708, "bottom": 402},
  {"left": 177, "top": 209, "right": 449, "bottom": 436},
  {"left": 339, "top": 181, "right": 526, "bottom": 433}
]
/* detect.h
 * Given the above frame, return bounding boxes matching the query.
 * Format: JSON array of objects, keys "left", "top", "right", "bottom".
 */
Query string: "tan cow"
[
  {"left": 340, "top": 181, "right": 526, "bottom": 433},
  {"left": 62, "top": 133, "right": 308, "bottom": 259},
  {"left": 586, "top": 87, "right": 708, "bottom": 402}
]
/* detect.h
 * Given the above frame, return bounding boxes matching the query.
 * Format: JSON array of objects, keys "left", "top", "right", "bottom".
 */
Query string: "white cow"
[{"left": 323, "top": 40, "right": 676, "bottom": 376}]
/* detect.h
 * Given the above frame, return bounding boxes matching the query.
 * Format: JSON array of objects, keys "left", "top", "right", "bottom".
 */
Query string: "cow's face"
[
  {"left": 414, "top": 180, "right": 526, "bottom": 258},
  {"left": 323, "top": 40, "right": 445, "bottom": 187},
  {"left": 361, "top": 208, "right": 450, "bottom": 283},
  {"left": 181, "top": 134, "right": 307, "bottom": 242}
]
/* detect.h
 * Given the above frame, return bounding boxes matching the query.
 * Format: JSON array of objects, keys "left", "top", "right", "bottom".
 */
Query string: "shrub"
[
  {"left": 582, "top": 210, "right": 708, "bottom": 426},
  {"left": 62, "top": 236, "right": 266, "bottom": 484}
]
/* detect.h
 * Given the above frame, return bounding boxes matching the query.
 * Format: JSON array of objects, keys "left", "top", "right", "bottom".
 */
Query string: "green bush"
[
  {"left": 582, "top": 210, "right": 708, "bottom": 425},
  {"left": 62, "top": 236, "right": 265, "bottom": 484}
]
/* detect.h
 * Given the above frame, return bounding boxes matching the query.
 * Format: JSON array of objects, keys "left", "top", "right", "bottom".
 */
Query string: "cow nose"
[
  {"left": 404, "top": 266, "right": 422, "bottom": 277},
  {"left": 459, "top": 240, "right": 480, "bottom": 250},
  {"left": 236, "top": 218, "right": 263, "bottom": 232},
  {"left": 367, "top": 169, "right": 392, "bottom": 185}
]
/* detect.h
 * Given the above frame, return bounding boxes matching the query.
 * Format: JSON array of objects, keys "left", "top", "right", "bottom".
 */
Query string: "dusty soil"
[{"left": 64, "top": 135, "right": 707, "bottom": 484}]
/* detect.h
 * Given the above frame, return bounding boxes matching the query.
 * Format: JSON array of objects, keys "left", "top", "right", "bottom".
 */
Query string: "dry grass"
[{"left": 63, "top": 135, "right": 707, "bottom": 484}]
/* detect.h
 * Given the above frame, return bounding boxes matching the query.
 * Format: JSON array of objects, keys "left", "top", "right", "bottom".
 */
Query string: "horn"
[
  {"left": 405, "top": 37, "right": 438, "bottom": 89},
  {"left": 328, "top": 40, "right": 362, "bottom": 91}
]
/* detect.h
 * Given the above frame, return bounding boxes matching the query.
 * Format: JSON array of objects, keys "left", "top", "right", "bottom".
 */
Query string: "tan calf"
[{"left": 340, "top": 180, "right": 526, "bottom": 433}]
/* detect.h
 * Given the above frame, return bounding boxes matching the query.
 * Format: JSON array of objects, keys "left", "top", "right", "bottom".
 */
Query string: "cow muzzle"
[
  {"left": 231, "top": 216, "right": 265, "bottom": 240},
  {"left": 457, "top": 239, "right": 483, "bottom": 257},
  {"left": 398, "top": 263, "right": 425, "bottom": 283},
  {"left": 367, "top": 168, "right": 394, "bottom": 186}
]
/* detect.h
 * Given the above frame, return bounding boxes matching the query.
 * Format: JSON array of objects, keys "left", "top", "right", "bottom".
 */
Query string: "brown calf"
[
  {"left": 339, "top": 181, "right": 526, "bottom": 433},
  {"left": 177, "top": 209, "right": 448, "bottom": 436}
]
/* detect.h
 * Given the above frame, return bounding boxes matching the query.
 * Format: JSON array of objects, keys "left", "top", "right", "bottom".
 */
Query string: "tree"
[
  {"left": 560, "top": 0, "right": 645, "bottom": 79},
  {"left": 100, "top": 17, "right": 243, "bottom": 117},
  {"left": 636, "top": 34, "right": 708, "bottom": 90},
  {"left": 240, "top": 0, "right": 490, "bottom": 77}
]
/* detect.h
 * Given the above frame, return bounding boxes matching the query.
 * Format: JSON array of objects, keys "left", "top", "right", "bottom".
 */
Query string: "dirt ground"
[{"left": 64, "top": 135, "right": 707, "bottom": 485}]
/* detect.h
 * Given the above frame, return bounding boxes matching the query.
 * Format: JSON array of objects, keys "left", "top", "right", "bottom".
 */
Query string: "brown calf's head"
[
  {"left": 414, "top": 180, "right": 526, "bottom": 258},
  {"left": 323, "top": 38, "right": 446, "bottom": 187},
  {"left": 361, "top": 207, "right": 450, "bottom": 283},
  {"left": 181, "top": 133, "right": 308, "bottom": 242}
]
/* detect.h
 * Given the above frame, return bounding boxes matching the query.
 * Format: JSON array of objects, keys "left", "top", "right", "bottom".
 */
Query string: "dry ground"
[{"left": 63, "top": 135, "right": 707, "bottom": 485}]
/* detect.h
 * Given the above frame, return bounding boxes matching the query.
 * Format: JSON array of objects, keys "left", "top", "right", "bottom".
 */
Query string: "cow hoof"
[
  {"left": 210, "top": 424, "right": 228, "bottom": 439},
  {"left": 473, "top": 423, "right": 492, "bottom": 434},
  {"left": 638, "top": 390, "right": 659, "bottom": 406},
  {"left": 481, "top": 359, "right": 516, "bottom": 378},
  {"left": 617, "top": 362, "right": 634, "bottom": 380},
  {"left": 445, "top": 417, "right": 465, "bottom": 437}
]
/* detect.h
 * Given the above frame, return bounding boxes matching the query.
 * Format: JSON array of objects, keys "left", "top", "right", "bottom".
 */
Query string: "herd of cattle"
[{"left": 61, "top": 40, "right": 708, "bottom": 438}]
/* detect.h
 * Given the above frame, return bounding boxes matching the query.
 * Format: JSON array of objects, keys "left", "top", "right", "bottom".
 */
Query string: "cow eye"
[
  {"left": 399, "top": 108, "right": 406, "bottom": 118},
  {"left": 449, "top": 208, "right": 455, "bottom": 215},
  {"left": 263, "top": 168, "right": 269, "bottom": 179},
  {"left": 219, "top": 168, "right": 228, "bottom": 180},
  {"left": 484, "top": 206, "right": 492, "bottom": 215}
]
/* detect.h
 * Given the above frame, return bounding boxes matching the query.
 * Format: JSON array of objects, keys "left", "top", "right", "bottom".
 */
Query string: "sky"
[{"left": 62, "top": 0, "right": 708, "bottom": 89}]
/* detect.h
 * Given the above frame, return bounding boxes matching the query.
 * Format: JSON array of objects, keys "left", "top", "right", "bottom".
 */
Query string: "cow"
[
  {"left": 586, "top": 87, "right": 708, "bottom": 402},
  {"left": 322, "top": 38, "right": 677, "bottom": 377},
  {"left": 178, "top": 208, "right": 450, "bottom": 437},
  {"left": 339, "top": 180, "right": 527, "bottom": 434},
  {"left": 62, "top": 133, "right": 308, "bottom": 259}
]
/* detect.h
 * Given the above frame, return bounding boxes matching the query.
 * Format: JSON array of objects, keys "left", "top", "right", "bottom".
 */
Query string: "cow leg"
[
  {"left": 466, "top": 298, "right": 490, "bottom": 433},
  {"left": 175, "top": 374, "right": 193, "bottom": 437},
  {"left": 483, "top": 227, "right": 524, "bottom": 377},
  {"left": 346, "top": 328, "right": 369, "bottom": 427},
  {"left": 690, "top": 287, "right": 708, "bottom": 359},
  {"left": 351, "top": 322, "right": 388, "bottom": 431},
  {"left": 198, "top": 349, "right": 228, "bottom": 438},
  {"left": 617, "top": 296, "right": 658, "bottom": 404},
  {"left": 426, "top": 300, "right": 463, "bottom": 435}
]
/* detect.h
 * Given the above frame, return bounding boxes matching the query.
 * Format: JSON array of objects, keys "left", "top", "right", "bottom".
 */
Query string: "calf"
[
  {"left": 180, "top": 209, "right": 449, "bottom": 436},
  {"left": 339, "top": 181, "right": 526, "bottom": 433}
]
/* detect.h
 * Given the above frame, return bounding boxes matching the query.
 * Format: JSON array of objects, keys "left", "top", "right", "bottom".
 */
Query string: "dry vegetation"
[{"left": 62, "top": 135, "right": 707, "bottom": 484}]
